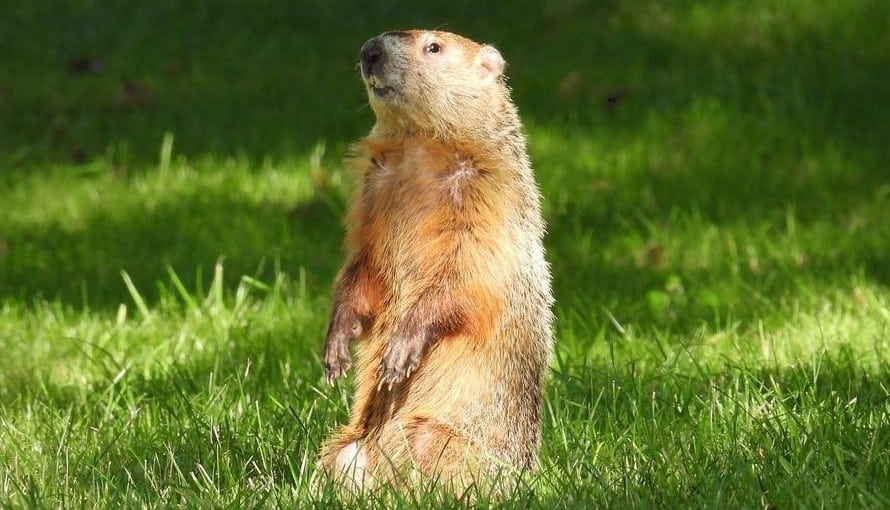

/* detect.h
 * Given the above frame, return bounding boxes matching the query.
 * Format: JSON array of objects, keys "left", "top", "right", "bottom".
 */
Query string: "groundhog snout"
[{"left": 360, "top": 36, "right": 385, "bottom": 78}]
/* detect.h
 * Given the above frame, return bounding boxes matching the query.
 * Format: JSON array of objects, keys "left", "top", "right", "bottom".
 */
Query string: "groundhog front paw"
[
  {"left": 379, "top": 335, "right": 424, "bottom": 390},
  {"left": 324, "top": 340, "right": 352, "bottom": 385},
  {"left": 323, "top": 312, "right": 363, "bottom": 385}
]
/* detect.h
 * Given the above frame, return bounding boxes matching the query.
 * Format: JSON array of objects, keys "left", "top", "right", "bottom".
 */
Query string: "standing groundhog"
[{"left": 319, "top": 29, "right": 554, "bottom": 493}]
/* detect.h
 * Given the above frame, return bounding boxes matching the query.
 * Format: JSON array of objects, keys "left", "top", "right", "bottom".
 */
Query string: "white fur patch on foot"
[{"left": 335, "top": 441, "right": 369, "bottom": 489}]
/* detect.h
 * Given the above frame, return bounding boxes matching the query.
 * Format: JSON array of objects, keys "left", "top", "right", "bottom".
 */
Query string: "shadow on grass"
[
  {"left": 0, "top": 190, "right": 345, "bottom": 308},
  {"left": 2, "top": 0, "right": 885, "bottom": 165},
  {"left": 1, "top": 0, "right": 887, "bottom": 332}
]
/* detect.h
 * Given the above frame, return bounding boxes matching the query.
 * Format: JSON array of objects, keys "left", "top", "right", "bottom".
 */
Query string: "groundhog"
[{"left": 319, "top": 29, "right": 554, "bottom": 493}]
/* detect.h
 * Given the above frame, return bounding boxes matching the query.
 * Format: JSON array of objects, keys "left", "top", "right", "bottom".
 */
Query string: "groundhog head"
[{"left": 358, "top": 30, "right": 508, "bottom": 137}]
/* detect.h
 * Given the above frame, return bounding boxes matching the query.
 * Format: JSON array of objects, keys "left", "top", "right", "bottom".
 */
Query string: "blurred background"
[{"left": 1, "top": 0, "right": 887, "bottom": 332}]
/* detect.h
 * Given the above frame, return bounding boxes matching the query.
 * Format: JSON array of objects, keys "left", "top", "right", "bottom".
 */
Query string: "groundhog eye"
[{"left": 425, "top": 42, "right": 442, "bottom": 54}]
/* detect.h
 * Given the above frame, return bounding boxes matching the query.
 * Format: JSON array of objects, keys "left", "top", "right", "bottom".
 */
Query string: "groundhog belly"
[
  {"left": 357, "top": 312, "right": 540, "bottom": 463},
  {"left": 353, "top": 142, "right": 534, "bottom": 434}
]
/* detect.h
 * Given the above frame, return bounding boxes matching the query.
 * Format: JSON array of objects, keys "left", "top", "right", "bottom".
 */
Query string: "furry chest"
[{"left": 355, "top": 148, "right": 484, "bottom": 284}]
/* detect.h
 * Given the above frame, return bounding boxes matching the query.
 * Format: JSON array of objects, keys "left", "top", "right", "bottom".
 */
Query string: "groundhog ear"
[{"left": 476, "top": 45, "right": 505, "bottom": 84}]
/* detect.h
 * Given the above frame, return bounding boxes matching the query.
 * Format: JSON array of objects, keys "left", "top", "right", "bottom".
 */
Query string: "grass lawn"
[{"left": 1, "top": 0, "right": 889, "bottom": 507}]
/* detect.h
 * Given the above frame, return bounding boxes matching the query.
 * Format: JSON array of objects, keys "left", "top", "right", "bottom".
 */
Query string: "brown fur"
[{"left": 319, "top": 30, "right": 554, "bottom": 493}]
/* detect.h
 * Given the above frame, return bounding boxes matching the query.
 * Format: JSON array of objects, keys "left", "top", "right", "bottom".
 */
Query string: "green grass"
[{"left": 1, "top": 0, "right": 888, "bottom": 507}]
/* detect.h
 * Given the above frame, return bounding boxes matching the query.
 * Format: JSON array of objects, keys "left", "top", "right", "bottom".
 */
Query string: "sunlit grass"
[{"left": 1, "top": 0, "right": 888, "bottom": 507}]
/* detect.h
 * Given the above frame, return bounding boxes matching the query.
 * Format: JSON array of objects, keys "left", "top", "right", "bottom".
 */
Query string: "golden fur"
[{"left": 319, "top": 30, "right": 554, "bottom": 492}]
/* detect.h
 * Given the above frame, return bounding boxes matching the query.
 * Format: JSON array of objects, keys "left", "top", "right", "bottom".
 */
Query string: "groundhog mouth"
[
  {"left": 364, "top": 74, "right": 397, "bottom": 100},
  {"left": 370, "top": 85, "right": 395, "bottom": 98}
]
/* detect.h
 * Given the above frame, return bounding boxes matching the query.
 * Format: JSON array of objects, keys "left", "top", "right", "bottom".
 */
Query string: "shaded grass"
[{"left": 1, "top": 0, "right": 889, "bottom": 507}]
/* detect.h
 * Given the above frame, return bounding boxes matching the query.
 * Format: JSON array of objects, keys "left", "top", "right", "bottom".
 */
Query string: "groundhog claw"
[
  {"left": 324, "top": 346, "right": 352, "bottom": 385},
  {"left": 379, "top": 336, "right": 423, "bottom": 390},
  {"left": 323, "top": 316, "right": 359, "bottom": 385},
  {"left": 325, "top": 358, "right": 352, "bottom": 385}
]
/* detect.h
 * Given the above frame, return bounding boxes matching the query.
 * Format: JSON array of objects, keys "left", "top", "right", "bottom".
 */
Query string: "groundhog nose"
[{"left": 360, "top": 37, "right": 385, "bottom": 77}]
